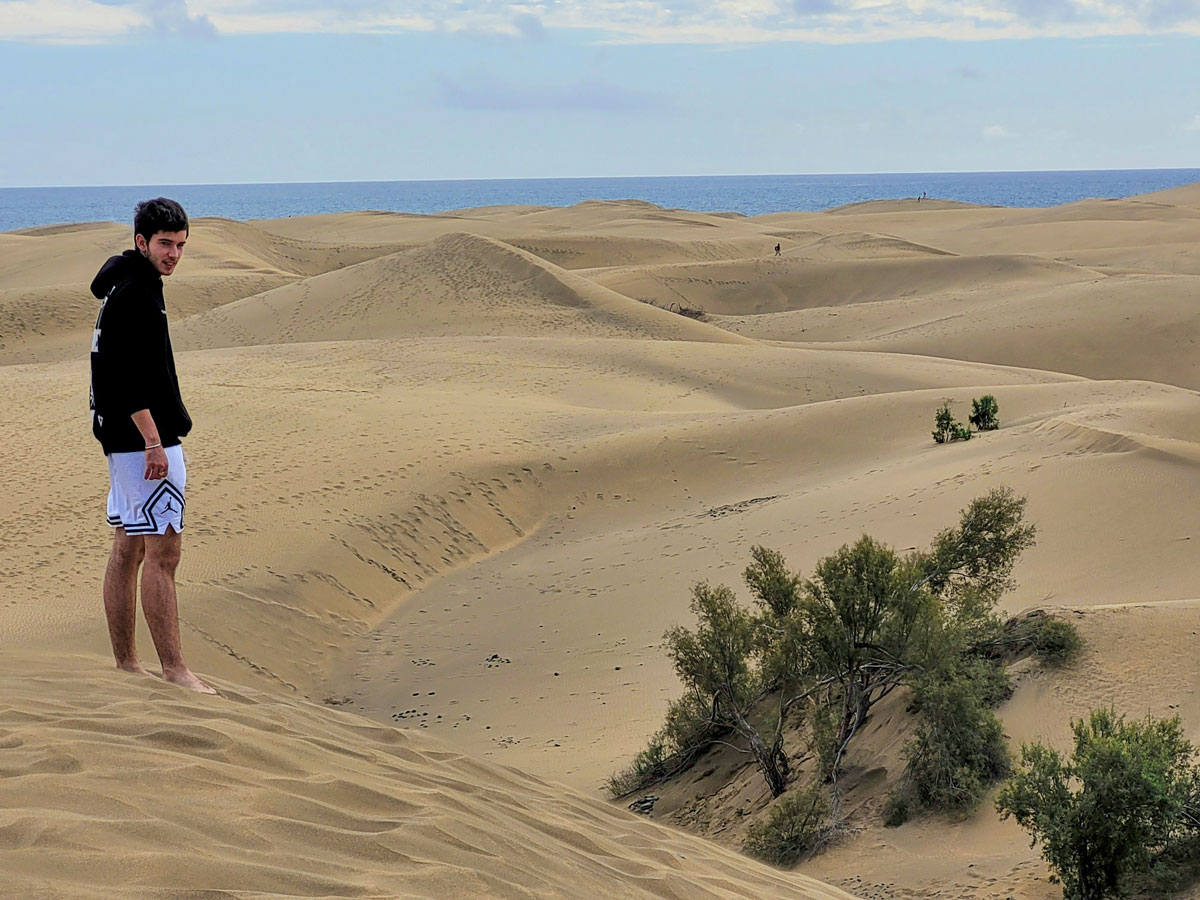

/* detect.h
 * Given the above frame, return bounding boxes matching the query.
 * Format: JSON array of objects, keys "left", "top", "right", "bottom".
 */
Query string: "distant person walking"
[
  {"left": 89, "top": 197, "right": 215, "bottom": 694},
  {"left": 774, "top": 243, "right": 781, "bottom": 256}
]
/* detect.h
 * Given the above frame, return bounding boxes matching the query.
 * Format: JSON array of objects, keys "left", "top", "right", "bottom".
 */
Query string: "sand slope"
[
  {"left": 0, "top": 217, "right": 405, "bottom": 364},
  {"left": 174, "top": 233, "right": 750, "bottom": 348},
  {"left": 591, "top": 253, "right": 1089, "bottom": 316},
  {"left": 0, "top": 654, "right": 856, "bottom": 900}
]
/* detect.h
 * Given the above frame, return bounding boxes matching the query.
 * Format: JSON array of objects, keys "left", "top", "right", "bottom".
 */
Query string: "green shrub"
[
  {"left": 605, "top": 737, "right": 670, "bottom": 796},
  {"left": 933, "top": 403, "right": 957, "bottom": 443},
  {"left": 618, "top": 488, "right": 1037, "bottom": 822},
  {"left": 883, "top": 792, "right": 910, "bottom": 827},
  {"left": 933, "top": 402, "right": 972, "bottom": 443},
  {"left": 744, "top": 545, "right": 802, "bottom": 619},
  {"left": 970, "top": 395, "right": 1000, "bottom": 431},
  {"left": 967, "top": 656, "right": 1015, "bottom": 708},
  {"left": 665, "top": 583, "right": 789, "bottom": 796},
  {"left": 605, "top": 692, "right": 721, "bottom": 797},
  {"left": 662, "top": 691, "right": 718, "bottom": 754},
  {"left": 744, "top": 781, "right": 830, "bottom": 866},
  {"left": 974, "top": 612, "right": 1083, "bottom": 666},
  {"left": 997, "top": 708, "right": 1200, "bottom": 900},
  {"left": 1029, "top": 618, "right": 1083, "bottom": 665},
  {"left": 808, "top": 696, "right": 839, "bottom": 783},
  {"left": 903, "top": 664, "right": 1011, "bottom": 811}
]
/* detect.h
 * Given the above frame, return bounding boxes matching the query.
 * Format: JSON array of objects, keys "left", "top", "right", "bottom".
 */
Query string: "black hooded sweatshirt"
[{"left": 89, "top": 249, "right": 192, "bottom": 454}]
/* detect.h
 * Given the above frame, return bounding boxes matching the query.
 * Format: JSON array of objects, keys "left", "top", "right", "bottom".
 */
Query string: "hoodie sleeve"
[{"left": 97, "top": 289, "right": 160, "bottom": 417}]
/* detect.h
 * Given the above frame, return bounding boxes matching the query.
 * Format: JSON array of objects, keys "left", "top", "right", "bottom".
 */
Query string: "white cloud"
[
  {"left": 983, "top": 124, "right": 1015, "bottom": 138},
  {"left": 5, "top": 0, "right": 1200, "bottom": 43}
]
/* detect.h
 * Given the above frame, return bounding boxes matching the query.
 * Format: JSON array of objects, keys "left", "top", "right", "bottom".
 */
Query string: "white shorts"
[{"left": 106, "top": 444, "right": 187, "bottom": 535}]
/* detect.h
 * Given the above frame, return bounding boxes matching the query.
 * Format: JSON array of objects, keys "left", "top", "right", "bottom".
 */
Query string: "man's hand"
[{"left": 144, "top": 445, "right": 168, "bottom": 481}]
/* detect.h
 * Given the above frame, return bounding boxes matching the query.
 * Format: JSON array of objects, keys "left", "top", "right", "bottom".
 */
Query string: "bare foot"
[
  {"left": 116, "top": 660, "right": 159, "bottom": 678},
  {"left": 162, "top": 667, "right": 219, "bottom": 695}
]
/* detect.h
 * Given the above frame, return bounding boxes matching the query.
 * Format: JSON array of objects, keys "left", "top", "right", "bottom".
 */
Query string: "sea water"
[{"left": 3, "top": 169, "right": 1199, "bottom": 233}]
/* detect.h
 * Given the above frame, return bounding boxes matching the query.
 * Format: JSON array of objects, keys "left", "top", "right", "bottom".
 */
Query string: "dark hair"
[{"left": 134, "top": 197, "right": 188, "bottom": 243}]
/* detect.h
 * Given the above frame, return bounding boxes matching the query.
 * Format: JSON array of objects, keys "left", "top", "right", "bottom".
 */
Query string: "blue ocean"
[{"left": 3, "top": 169, "right": 1199, "bottom": 234}]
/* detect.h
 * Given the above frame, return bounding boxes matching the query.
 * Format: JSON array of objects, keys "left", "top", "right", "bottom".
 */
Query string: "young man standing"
[{"left": 89, "top": 197, "right": 215, "bottom": 694}]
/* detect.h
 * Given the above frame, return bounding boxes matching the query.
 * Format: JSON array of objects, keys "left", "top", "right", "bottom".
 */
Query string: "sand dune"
[
  {"left": 719, "top": 272, "right": 1200, "bottom": 391},
  {"left": 0, "top": 654, "right": 857, "bottom": 900},
  {"left": 789, "top": 231, "right": 956, "bottom": 259},
  {"left": 591, "top": 253, "right": 1088, "bottom": 317},
  {"left": 175, "top": 232, "right": 750, "bottom": 349},
  {"left": 5, "top": 189, "right": 1200, "bottom": 899},
  {"left": 1130, "top": 181, "right": 1200, "bottom": 207},
  {"left": 0, "top": 217, "right": 406, "bottom": 364},
  {"left": 822, "top": 198, "right": 991, "bottom": 214}
]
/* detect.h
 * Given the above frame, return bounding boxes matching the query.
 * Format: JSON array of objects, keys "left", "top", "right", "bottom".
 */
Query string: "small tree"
[
  {"left": 920, "top": 486, "right": 1037, "bottom": 644},
  {"left": 665, "top": 582, "right": 789, "bottom": 796},
  {"left": 933, "top": 403, "right": 957, "bottom": 444},
  {"left": 933, "top": 402, "right": 972, "bottom": 444},
  {"left": 801, "top": 538, "right": 939, "bottom": 784},
  {"left": 970, "top": 395, "right": 1000, "bottom": 431},
  {"left": 996, "top": 708, "right": 1200, "bottom": 900}
]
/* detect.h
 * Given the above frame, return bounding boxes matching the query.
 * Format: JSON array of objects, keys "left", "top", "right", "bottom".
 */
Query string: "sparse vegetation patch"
[
  {"left": 612, "top": 488, "right": 1081, "bottom": 856},
  {"left": 934, "top": 395, "right": 1002, "bottom": 443}
]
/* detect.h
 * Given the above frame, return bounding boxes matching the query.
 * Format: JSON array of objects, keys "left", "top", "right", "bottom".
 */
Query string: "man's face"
[{"left": 135, "top": 230, "right": 187, "bottom": 277}]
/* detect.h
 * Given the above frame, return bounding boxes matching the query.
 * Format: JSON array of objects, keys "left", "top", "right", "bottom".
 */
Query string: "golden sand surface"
[{"left": 3, "top": 186, "right": 1200, "bottom": 898}]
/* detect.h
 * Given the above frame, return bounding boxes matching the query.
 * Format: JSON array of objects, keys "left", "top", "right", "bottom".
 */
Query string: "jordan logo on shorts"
[{"left": 124, "top": 480, "right": 186, "bottom": 534}]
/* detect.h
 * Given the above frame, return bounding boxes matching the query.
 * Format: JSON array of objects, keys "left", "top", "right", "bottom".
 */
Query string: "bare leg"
[
  {"left": 103, "top": 528, "right": 151, "bottom": 676},
  {"left": 141, "top": 527, "right": 216, "bottom": 694}
]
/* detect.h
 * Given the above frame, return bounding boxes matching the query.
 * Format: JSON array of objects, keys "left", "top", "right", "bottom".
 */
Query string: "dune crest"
[{"left": 175, "top": 231, "right": 748, "bottom": 349}]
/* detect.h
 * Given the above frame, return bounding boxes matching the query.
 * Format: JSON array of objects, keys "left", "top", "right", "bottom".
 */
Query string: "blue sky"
[{"left": 3, "top": 1, "right": 1200, "bottom": 186}]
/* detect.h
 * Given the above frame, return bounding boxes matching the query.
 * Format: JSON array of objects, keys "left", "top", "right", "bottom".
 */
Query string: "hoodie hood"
[{"left": 90, "top": 249, "right": 158, "bottom": 300}]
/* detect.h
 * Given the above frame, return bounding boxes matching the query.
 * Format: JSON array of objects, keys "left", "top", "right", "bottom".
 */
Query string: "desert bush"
[
  {"left": 605, "top": 737, "right": 670, "bottom": 796},
  {"left": 996, "top": 708, "right": 1200, "bottom": 900},
  {"left": 1027, "top": 618, "right": 1084, "bottom": 665},
  {"left": 744, "top": 781, "right": 830, "bottom": 866},
  {"left": 636, "top": 298, "right": 707, "bottom": 320},
  {"left": 883, "top": 792, "right": 910, "bottom": 827},
  {"left": 902, "top": 662, "right": 1011, "bottom": 811},
  {"left": 972, "top": 611, "right": 1083, "bottom": 667},
  {"left": 666, "top": 301, "right": 707, "bottom": 320},
  {"left": 933, "top": 403, "right": 957, "bottom": 443},
  {"left": 970, "top": 394, "right": 1000, "bottom": 431},
  {"left": 933, "top": 402, "right": 972, "bottom": 443},
  {"left": 744, "top": 545, "right": 802, "bottom": 619},
  {"left": 605, "top": 691, "right": 725, "bottom": 797},
  {"left": 661, "top": 690, "right": 719, "bottom": 753},
  {"left": 920, "top": 487, "right": 1037, "bottom": 641},
  {"left": 801, "top": 536, "right": 941, "bottom": 781}
]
